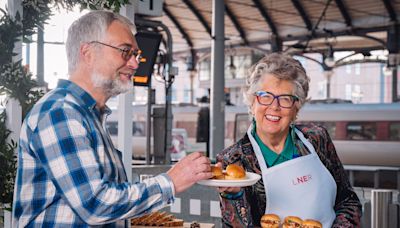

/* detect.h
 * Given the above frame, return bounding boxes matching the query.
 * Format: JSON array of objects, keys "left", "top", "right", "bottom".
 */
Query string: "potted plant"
[{"left": 0, "top": 110, "right": 17, "bottom": 228}]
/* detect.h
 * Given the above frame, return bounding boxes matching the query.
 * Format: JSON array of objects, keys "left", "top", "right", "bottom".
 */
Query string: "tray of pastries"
[{"left": 131, "top": 211, "right": 184, "bottom": 227}]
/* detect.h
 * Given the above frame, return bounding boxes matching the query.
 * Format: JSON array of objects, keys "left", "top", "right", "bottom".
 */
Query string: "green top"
[{"left": 252, "top": 124, "right": 299, "bottom": 167}]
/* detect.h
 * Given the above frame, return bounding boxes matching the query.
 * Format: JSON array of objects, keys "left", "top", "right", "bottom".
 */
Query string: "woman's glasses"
[
  {"left": 254, "top": 91, "right": 299, "bottom": 108},
  {"left": 89, "top": 41, "right": 142, "bottom": 62}
]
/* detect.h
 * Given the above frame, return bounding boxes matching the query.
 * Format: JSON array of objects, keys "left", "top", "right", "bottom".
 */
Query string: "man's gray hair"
[
  {"left": 66, "top": 10, "right": 136, "bottom": 74},
  {"left": 243, "top": 53, "right": 310, "bottom": 113}
]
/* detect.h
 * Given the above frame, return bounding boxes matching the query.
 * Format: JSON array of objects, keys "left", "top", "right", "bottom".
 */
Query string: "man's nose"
[{"left": 126, "top": 55, "right": 139, "bottom": 70}]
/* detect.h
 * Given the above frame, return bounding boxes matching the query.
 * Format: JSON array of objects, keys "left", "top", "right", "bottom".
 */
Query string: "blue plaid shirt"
[{"left": 12, "top": 79, "right": 175, "bottom": 227}]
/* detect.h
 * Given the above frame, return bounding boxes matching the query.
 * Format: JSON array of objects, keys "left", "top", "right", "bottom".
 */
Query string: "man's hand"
[{"left": 167, "top": 152, "right": 212, "bottom": 193}]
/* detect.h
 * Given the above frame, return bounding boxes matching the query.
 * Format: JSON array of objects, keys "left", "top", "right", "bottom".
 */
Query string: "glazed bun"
[
  {"left": 302, "top": 219, "right": 322, "bottom": 228},
  {"left": 225, "top": 164, "right": 246, "bottom": 180},
  {"left": 283, "top": 216, "right": 303, "bottom": 228},
  {"left": 211, "top": 166, "right": 224, "bottom": 179},
  {"left": 260, "top": 214, "right": 280, "bottom": 228}
]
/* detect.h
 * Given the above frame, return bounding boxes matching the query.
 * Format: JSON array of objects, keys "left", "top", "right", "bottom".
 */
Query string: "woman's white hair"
[
  {"left": 65, "top": 10, "right": 136, "bottom": 74},
  {"left": 242, "top": 53, "right": 310, "bottom": 113}
]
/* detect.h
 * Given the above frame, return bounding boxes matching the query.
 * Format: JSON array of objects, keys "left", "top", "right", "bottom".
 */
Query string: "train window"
[
  {"left": 234, "top": 114, "right": 251, "bottom": 142},
  {"left": 106, "top": 121, "right": 146, "bottom": 136},
  {"left": 312, "top": 122, "right": 336, "bottom": 139},
  {"left": 346, "top": 122, "right": 376, "bottom": 140},
  {"left": 132, "top": 122, "right": 145, "bottom": 136},
  {"left": 389, "top": 122, "right": 400, "bottom": 141},
  {"left": 106, "top": 122, "right": 118, "bottom": 135},
  {"left": 295, "top": 121, "right": 336, "bottom": 139}
]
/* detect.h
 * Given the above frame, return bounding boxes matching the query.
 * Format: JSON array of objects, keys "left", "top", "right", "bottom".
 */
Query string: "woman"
[{"left": 216, "top": 53, "right": 361, "bottom": 227}]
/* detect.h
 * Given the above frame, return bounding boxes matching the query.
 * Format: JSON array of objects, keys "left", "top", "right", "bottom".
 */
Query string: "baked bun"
[
  {"left": 211, "top": 166, "right": 224, "bottom": 179},
  {"left": 225, "top": 164, "right": 246, "bottom": 180},
  {"left": 302, "top": 219, "right": 322, "bottom": 228},
  {"left": 283, "top": 216, "right": 303, "bottom": 228},
  {"left": 260, "top": 214, "right": 280, "bottom": 228}
]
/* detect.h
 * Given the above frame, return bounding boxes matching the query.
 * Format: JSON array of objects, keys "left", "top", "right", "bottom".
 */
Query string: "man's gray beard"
[{"left": 91, "top": 72, "right": 133, "bottom": 97}]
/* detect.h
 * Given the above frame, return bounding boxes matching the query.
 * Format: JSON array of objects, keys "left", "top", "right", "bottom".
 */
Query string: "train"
[{"left": 106, "top": 103, "right": 400, "bottom": 167}]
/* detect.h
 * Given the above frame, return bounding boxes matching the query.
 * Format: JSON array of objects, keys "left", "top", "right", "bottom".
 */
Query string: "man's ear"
[{"left": 80, "top": 43, "right": 94, "bottom": 65}]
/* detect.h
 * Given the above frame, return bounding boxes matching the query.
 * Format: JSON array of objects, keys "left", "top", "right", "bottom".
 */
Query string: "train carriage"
[{"left": 106, "top": 103, "right": 400, "bottom": 167}]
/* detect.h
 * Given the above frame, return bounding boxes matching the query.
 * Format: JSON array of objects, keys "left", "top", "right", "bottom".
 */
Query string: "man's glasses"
[
  {"left": 89, "top": 41, "right": 142, "bottom": 62},
  {"left": 254, "top": 91, "right": 299, "bottom": 108}
]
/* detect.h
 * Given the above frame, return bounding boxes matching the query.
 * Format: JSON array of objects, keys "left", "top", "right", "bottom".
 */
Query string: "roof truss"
[
  {"left": 334, "top": 0, "right": 352, "bottom": 27},
  {"left": 252, "top": 0, "right": 278, "bottom": 35},
  {"left": 290, "top": 0, "right": 312, "bottom": 31},
  {"left": 382, "top": 0, "right": 397, "bottom": 22},
  {"left": 163, "top": 4, "right": 194, "bottom": 48},
  {"left": 225, "top": 3, "right": 249, "bottom": 45},
  {"left": 182, "top": 0, "right": 212, "bottom": 36}
]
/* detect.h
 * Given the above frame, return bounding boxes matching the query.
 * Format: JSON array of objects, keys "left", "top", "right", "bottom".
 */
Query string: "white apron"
[{"left": 247, "top": 126, "right": 336, "bottom": 227}]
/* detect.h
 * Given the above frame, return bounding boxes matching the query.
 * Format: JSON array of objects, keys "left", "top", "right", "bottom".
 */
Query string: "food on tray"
[
  {"left": 282, "top": 216, "right": 303, "bottom": 228},
  {"left": 302, "top": 219, "right": 322, "bottom": 228},
  {"left": 211, "top": 166, "right": 224, "bottom": 179},
  {"left": 210, "top": 164, "right": 246, "bottom": 180},
  {"left": 130, "top": 211, "right": 184, "bottom": 227},
  {"left": 225, "top": 164, "right": 246, "bottom": 180},
  {"left": 260, "top": 213, "right": 280, "bottom": 228}
]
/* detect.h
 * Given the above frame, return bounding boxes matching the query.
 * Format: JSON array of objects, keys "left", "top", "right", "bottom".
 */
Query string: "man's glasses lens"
[
  {"left": 122, "top": 48, "right": 142, "bottom": 62},
  {"left": 90, "top": 41, "right": 142, "bottom": 62}
]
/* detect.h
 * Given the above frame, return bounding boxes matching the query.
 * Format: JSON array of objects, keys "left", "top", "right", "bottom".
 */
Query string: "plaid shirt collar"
[{"left": 57, "top": 79, "right": 112, "bottom": 118}]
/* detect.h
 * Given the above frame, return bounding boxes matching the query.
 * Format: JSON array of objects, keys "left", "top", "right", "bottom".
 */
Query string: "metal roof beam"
[
  {"left": 225, "top": 4, "right": 249, "bottom": 45},
  {"left": 252, "top": 0, "right": 278, "bottom": 35},
  {"left": 163, "top": 4, "right": 194, "bottom": 48},
  {"left": 335, "top": 58, "right": 386, "bottom": 67},
  {"left": 283, "top": 26, "right": 387, "bottom": 43},
  {"left": 335, "top": 0, "right": 352, "bottom": 27},
  {"left": 173, "top": 41, "right": 384, "bottom": 56},
  {"left": 289, "top": 45, "right": 385, "bottom": 55},
  {"left": 291, "top": 0, "right": 313, "bottom": 31},
  {"left": 182, "top": 0, "right": 212, "bottom": 36},
  {"left": 382, "top": 0, "right": 397, "bottom": 22}
]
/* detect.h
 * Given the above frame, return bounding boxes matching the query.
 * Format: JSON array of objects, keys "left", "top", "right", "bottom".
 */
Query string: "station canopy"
[{"left": 136, "top": 0, "right": 399, "bottom": 61}]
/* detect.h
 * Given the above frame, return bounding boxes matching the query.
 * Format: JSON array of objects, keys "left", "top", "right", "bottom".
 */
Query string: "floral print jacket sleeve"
[{"left": 216, "top": 124, "right": 362, "bottom": 228}]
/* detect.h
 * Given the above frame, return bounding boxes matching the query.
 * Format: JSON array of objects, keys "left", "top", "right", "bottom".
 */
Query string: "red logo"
[{"left": 292, "top": 174, "right": 312, "bottom": 185}]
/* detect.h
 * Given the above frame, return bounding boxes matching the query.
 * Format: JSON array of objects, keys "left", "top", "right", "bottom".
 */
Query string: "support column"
[
  {"left": 190, "top": 70, "right": 196, "bottom": 104},
  {"left": 392, "top": 67, "right": 398, "bottom": 102},
  {"left": 6, "top": 0, "right": 23, "bottom": 143},
  {"left": 8, "top": 0, "right": 23, "bottom": 61},
  {"left": 36, "top": 25, "right": 45, "bottom": 87},
  {"left": 324, "top": 70, "right": 333, "bottom": 99},
  {"left": 271, "top": 34, "right": 282, "bottom": 52},
  {"left": 210, "top": 0, "right": 225, "bottom": 160},
  {"left": 387, "top": 24, "right": 399, "bottom": 102},
  {"left": 118, "top": 4, "right": 135, "bottom": 182},
  {"left": 117, "top": 91, "right": 133, "bottom": 182}
]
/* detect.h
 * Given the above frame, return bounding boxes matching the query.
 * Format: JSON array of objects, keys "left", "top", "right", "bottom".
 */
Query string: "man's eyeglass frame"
[
  {"left": 89, "top": 41, "right": 142, "bottom": 62},
  {"left": 254, "top": 91, "right": 299, "bottom": 108}
]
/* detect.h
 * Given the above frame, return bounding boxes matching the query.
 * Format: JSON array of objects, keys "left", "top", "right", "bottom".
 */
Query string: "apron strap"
[
  {"left": 247, "top": 123, "right": 268, "bottom": 171},
  {"left": 293, "top": 128, "right": 316, "bottom": 155}
]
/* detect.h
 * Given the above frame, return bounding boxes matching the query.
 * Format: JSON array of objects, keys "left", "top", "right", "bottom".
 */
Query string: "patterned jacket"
[{"left": 216, "top": 124, "right": 362, "bottom": 228}]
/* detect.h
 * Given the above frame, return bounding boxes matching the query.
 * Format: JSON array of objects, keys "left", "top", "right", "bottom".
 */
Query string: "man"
[{"left": 12, "top": 10, "right": 212, "bottom": 227}]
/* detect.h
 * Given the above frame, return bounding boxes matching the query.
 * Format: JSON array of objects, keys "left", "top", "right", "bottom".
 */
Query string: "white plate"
[{"left": 197, "top": 172, "right": 261, "bottom": 187}]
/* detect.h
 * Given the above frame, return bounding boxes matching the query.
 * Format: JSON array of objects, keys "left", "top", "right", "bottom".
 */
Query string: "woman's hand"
[{"left": 217, "top": 186, "right": 242, "bottom": 193}]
